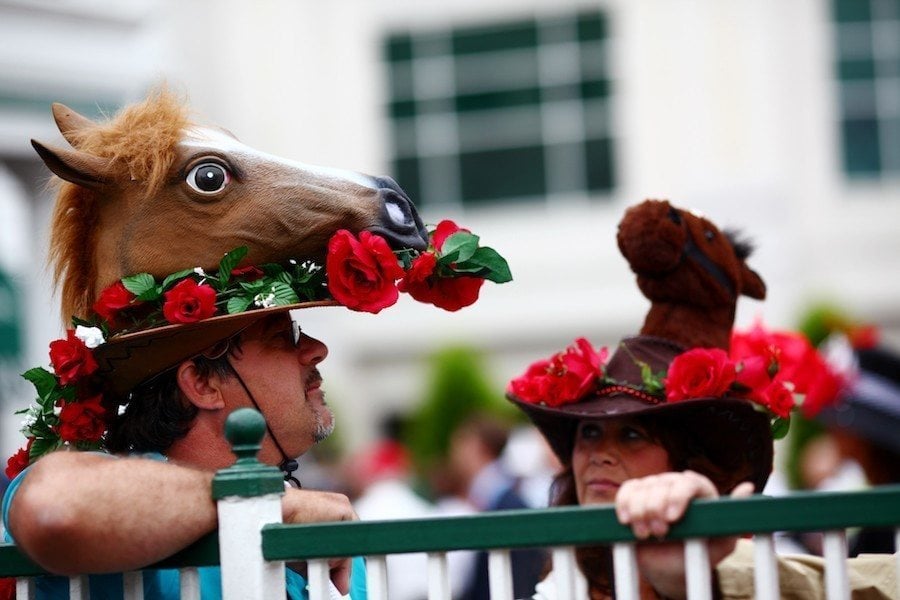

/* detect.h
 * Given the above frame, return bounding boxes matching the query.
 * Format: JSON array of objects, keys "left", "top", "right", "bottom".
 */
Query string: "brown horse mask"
[
  {"left": 617, "top": 199, "right": 766, "bottom": 350},
  {"left": 33, "top": 92, "right": 428, "bottom": 321}
]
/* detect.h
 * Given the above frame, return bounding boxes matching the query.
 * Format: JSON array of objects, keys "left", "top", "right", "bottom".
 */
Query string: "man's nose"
[{"left": 297, "top": 333, "right": 328, "bottom": 365}]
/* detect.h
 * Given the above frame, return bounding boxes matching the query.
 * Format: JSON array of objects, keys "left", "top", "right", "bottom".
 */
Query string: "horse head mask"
[{"left": 33, "top": 90, "right": 428, "bottom": 321}]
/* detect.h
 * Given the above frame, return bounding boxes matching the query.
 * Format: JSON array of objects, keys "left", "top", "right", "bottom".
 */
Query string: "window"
[
  {"left": 384, "top": 10, "right": 615, "bottom": 208},
  {"left": 832, "top": 0, "right": 900, "bottom": 178}
]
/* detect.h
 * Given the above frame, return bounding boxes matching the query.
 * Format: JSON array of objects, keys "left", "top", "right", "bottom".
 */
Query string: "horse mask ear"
[
  {"left": 740, "top": 264, "right": 766, "bottom": 300},
  {"left": 51, "top": 102, "right": 95, "bottom": 145},
  {"left": 31, "top": 140, "right": 112, "bottom": 190}
]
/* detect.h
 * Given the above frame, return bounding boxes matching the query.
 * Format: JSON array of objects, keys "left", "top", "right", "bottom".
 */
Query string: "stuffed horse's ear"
[
  {"left": 740, "top": 263, "right": 766, "bottom": 300},
  {"left": 51, "top": 103, "right": 95, "bottom": 145},
  {"left": 31, "top": 140, "right": 112, "bottom": 190}
]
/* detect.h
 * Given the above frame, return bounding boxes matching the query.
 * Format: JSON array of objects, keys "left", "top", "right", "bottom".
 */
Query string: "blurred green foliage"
[{"left": 403, "top": 345, "right": 521, "bottom": 475}]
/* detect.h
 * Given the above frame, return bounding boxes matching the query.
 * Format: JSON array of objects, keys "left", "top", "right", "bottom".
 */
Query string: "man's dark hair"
[{"left": 105, "top": 341, "right": 238, "bottom": 454}]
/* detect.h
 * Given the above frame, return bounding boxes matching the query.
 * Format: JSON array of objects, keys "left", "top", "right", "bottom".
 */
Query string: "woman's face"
[{"left": 572, "top": 417, "right": 672, "bottom": 505}]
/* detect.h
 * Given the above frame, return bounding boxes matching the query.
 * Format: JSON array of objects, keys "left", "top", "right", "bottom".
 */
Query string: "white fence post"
[
  {"left": 823, "top": 530, "right": 850, "bottom": 600},
  {"left": 612, "top": 542, "right": 639, "bottom": 600},
  {"left": 212, "top": 408, "right": 287, "bottom": 600}
]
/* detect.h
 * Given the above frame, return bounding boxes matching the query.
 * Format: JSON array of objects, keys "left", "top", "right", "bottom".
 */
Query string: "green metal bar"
[
  {"left": 4, "top": 486, "right": 900, "bottom": 576},
  {"left": 0, "top": 533, "right": 220, "bottom": 577},
  {"left": 262, "top": 485, "right": 900, "bottom": 561},
  {"left": 0, "top": 545, "right": 45, "bottom": 577}
]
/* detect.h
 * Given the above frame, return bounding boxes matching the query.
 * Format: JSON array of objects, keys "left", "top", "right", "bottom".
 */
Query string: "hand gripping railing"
[{"left": 2, "top": 409, "right": 900, "bottom": 599}]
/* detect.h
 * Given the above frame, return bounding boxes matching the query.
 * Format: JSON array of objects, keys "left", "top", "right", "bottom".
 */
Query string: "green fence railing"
[{"left": 3, "top": 485, "right": 899, "bottom": 578}]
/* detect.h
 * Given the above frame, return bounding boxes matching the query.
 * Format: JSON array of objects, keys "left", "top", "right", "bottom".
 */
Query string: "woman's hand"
[{"left": 614, "top": 471, "right": 754, "bottom": 599}]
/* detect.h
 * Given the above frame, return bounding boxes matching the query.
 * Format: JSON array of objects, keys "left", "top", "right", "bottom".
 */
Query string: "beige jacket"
[
  {"left": 528, "top": 540, "right": 897, "bottom": 599},
  {"left": 717, "top": 539, "right": 897, "bottom": 599}
]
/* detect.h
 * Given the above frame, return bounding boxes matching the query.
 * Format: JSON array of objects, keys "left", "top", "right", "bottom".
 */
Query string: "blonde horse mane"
[{"left": 48, "top": 89, "right": 192, "bottom": 320}]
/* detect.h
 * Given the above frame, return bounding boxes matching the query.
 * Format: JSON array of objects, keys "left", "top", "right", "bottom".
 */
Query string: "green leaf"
[
  {"left": 455, "top": 247, "right": 512, "bottom": 284},
  {"left": 270, "top": 282, "right": 300, "bottom": 306},
  {"left": 121, "top": 273, "right": 157, "bottom": 297},
  {"left": 226, "top": 295, "right": 254, "bottom": 315},
  {"left": 30, "top": 436, "right": 60, "bottom": 460},
  {"left": 161, "top": 269, "right": 195, "bottom": 290},
  {"left": 771, "top": 415, "right": 791, "bottom": 440},
  {"left": 22, "top": 368, "right": 58, "bottom": 399},
  {"left": 218, "top": 246, "right": 249, "bottom": 286},
  {"left": 240, "top": 281, "right": 268, "bottom": 294},
  {"left": 439, "top": 232, "right": 480, "bottom": 264}
]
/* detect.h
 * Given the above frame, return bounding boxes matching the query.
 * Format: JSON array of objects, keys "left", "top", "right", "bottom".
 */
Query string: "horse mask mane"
[
  {"left": 616, "top": 199, "right": 766, "bottom": 350},
  {"left": 34, "top": 89, "right": 428, "bottom": 321}
]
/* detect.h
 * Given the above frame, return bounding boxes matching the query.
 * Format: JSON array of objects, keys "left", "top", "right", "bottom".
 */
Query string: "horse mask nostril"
[{"left": 368, "top": 177, "right": 429, "bottom": 251}]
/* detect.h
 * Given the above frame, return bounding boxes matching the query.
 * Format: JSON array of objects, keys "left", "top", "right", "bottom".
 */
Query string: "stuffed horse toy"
[
  {"left": 616, "top": 199, "right": 766, "bottom": 350},
  {"left": 32, "top": 89, "right": 428, "bottom": 321}
]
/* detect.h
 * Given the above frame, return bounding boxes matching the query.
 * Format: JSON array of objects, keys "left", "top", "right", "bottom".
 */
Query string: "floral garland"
[
  {"left": 508, "top": 323, "right": 844, "bottom": 440},
  {"left": 6, "top": 221, "right": 512, "bottom": 479}
]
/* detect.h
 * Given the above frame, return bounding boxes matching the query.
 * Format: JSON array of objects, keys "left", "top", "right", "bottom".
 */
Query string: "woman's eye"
[
  {"left": 186, "top": 163, "right": 231, "bottom": 194},
  {"left": 621, "top": 427, "right": 645, "bottom": 441},
  {"left": 579, "top": 423, "right": 602, "bottom": 440}
]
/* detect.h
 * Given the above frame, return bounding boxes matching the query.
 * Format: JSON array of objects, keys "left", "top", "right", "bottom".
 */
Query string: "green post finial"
[
  {"left": 225, "top": 407, "right": 267, "bottom": 464},
  {"left": 212, "top": 408, "right": 285, "bottom": 499}
]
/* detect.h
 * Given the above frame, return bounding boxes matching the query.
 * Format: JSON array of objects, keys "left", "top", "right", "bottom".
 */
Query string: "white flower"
[
  {"left": 75, "top": 325, "right": 106, "bottom": 349},
  {"left": 53, "top": 404, "right": 62, "bottom": 416},
  {"left": 193, "top": 267, "right": 206, "bottom": 276},
  {"left": 118, "top": 404, "right": 128, "bottom": 416},
  {"left": 289, "top": 259, "right": 298, "bottom": 265},
  {"left": 254, "top": 292, "right": 276, "bottom": 308},
  {"left": 20, "top": 409, "right": 37, "bottom": 433}
]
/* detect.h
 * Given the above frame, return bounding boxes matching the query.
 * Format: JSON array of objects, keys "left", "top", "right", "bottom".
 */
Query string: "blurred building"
[{"left": 1, "top": 0, "right": 898, "bottom": 456}]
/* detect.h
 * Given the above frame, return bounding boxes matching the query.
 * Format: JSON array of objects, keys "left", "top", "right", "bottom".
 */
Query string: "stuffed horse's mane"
[
  {"left": 48, "top": 89, "right": 192, "bottom": 321},
  {"left": 723, "top": 229, "right": 755, "bottom": 261}
]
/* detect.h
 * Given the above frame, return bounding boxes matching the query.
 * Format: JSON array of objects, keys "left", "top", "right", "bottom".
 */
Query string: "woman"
[{"left": 507, "top": 335, "right": 896, "bottom": 599}]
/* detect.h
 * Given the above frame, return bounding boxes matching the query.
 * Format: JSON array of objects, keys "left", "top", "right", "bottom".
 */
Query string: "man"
[
  {"left": 4, "top": 314, "right": 362, "bottom": 597},
  {"left": 2, "top": 92, "right": 509, "bottom": 599}
]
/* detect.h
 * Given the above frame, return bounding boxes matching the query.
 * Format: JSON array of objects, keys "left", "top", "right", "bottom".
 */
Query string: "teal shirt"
[{"left": 2, "top": 459, "right": 367, "bottom": 600}]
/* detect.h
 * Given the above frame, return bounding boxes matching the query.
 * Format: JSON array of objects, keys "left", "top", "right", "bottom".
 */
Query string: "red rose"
[
  {"left": 508, "top": 339, "right": 606, "bottom": 407},
  {"left": 49, "top": 329, "right": 99, "bottom": 385},
  {"left": 58, "top": 395, "right": 106, "bottom": 443},
  {"left": 800, "top": 366, "right": 843, "bottom": 418},
  {"left": 734, "top": 355, "right": 772, "bottom": 400},
  {"left": 326, "top": 230, "right": 404, "bottom": 314},
  {"left": 399, "top": 253, "right": 485, "bottom": 312},
  {"left": 431, "top": 220, "right": 466, "bottom": 251},
  {"left": 162, "top": 279, "right": 217, "bottom": 324},
  {"left": 5, "top": 438, "right": 33, "bottom": 480},
  {"left": 92, "top": 281, "right": 138, "bottom": 322},
  {"left": 508, "top": 359, "right": 554, "bottom": 404},
  {"left": 231, "top": 265, "right": 265, "bottom": 281},
  {"left": 758, "top": 381, "right": 795, "bottom": 418},
  {"left": 665, "top": 348, "right": 736, "bottom": 403},
  {"left": 398, "top": 253, "right": 439, "bottom": 303}
]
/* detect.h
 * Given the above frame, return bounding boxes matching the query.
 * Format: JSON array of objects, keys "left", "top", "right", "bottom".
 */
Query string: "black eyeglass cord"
[{"left": 226, "top": 360, "right": 302, "bottom": 488}]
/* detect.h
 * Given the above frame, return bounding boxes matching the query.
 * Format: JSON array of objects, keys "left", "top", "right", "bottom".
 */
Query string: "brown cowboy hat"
[
  {"left": 93, "top": 300, "right": 338, "bottom": 397},
  {"left": 507, "top": 335, "right": 774, "bottom": 493}
]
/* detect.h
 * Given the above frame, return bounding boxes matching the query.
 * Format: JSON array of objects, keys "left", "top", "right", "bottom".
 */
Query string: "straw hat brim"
[{"left": 93, "top": 299, "right": 338, "bottom": 397}]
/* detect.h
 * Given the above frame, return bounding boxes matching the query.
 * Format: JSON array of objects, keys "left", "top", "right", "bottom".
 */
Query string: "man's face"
[{"left": 225, "top": 313, "right": 334, "bottom": 464}]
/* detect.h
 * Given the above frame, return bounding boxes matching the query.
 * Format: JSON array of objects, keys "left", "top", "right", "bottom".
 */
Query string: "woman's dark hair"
[
  {"left": 548, "top": 414, "right": 736, "bottom": 597},
  {"left": 105, "top": 341, "right": 238, "bottom": 454}
]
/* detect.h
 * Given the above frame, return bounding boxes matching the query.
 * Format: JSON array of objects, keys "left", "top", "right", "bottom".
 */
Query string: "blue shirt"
[{"left": 2, "top": 459, "right": 367, "bottom": 600}]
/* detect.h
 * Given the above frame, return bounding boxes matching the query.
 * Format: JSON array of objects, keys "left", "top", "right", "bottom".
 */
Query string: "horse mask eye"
[{"left": 186, "top": 162, "right": 231, "bottom": 194}]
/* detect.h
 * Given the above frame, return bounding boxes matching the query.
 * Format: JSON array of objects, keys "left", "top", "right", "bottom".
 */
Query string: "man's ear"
[{"left": 177, "top": 361, "right": 226, "bottom": 410}]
